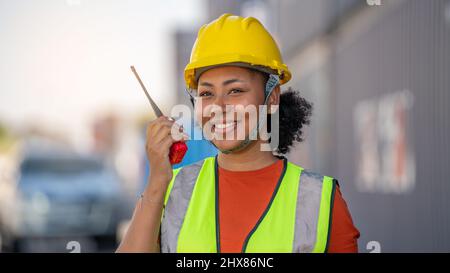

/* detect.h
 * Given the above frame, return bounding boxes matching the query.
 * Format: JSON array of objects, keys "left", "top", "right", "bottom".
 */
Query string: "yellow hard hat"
[{"left": 184, "top": 13, "right": 291, "bottom": 89}]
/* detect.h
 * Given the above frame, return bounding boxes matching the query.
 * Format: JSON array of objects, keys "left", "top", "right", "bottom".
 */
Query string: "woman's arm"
[
  {"left": 327, "top": 186, "right": 360, "bottom": 253},
  {"left": 115, "top": 176, "right": 167, "bottom": 253},
  {"left": 116, "top": 116, "right": 187, "bottom": 253}
]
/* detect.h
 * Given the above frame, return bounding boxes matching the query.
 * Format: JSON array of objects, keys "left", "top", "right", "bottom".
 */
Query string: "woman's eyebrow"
[
  {"left": 199, "top": 78, "right": 246, "bottom": 87},
  {"left": 222, "top": 78, "right": 245, "bottom": 86},
  {"left": 198, "top": 81, "right": 214, "bottom": 87}
]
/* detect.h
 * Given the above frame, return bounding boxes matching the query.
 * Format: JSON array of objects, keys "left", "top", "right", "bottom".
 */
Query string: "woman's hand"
[{"left": 145, "top": 116, "right": 188, "bottom": 192}]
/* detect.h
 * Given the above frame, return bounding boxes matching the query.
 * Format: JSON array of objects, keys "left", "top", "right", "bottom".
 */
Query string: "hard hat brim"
[{"left": 184, "top": 54, "right": 291, "bottom": 89}]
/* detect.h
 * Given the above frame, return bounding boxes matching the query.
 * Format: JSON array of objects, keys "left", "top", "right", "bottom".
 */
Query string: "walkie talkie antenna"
[
  {"left": 130, "top": 66, "right": 163, "bottom": 117},
  {"left": 130, "top": 65, "right": 188, "bottom": 165}
]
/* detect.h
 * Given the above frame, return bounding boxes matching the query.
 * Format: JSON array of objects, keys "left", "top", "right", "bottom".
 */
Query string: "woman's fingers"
[
  {"left": 148, "top": 117, "right": 188, "bottom": 145},
  {"left": 147, "top": 117, "right": 175, "bottom": 138},
  {"left": 153, "top": 125, "right": 189, "bottom": 145},
  {"left": 147, "top": 117, "right": 181, "bottom": 140},
  {"left": 159, "top": 133, "right": 187, "bottom": 154}
]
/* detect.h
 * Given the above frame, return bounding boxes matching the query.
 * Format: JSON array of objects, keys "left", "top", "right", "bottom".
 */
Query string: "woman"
[{"left": 117, "top": 13, "right": 359, "bottom": 253}]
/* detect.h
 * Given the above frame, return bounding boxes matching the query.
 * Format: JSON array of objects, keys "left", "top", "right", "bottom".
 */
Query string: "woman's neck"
[{"left": 217, "top": 140, "right": 279, "bottom": 171}]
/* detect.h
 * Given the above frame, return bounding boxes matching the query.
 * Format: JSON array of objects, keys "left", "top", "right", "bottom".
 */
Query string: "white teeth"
[{"left": 215, "top": 122, "right": 235, "bottom": 129}]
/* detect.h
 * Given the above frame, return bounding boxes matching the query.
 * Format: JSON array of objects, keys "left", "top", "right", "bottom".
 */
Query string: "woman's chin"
[{"left": 213, "top": 139, "right": 244, "bottom": 152}]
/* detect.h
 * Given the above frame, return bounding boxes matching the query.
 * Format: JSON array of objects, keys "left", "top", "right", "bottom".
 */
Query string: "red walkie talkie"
[{"left": 131, "top": 66, "right": 188, "bottom": 165}]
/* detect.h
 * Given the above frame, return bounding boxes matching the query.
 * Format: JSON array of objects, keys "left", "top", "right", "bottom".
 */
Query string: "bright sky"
[{"left": 0, "top": 0, "right": 205, "bottom": 148}]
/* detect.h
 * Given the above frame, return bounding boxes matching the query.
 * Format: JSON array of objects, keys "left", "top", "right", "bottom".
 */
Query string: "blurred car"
[{"left": 0, "top": 147, "right": 123, "bottom": 252}]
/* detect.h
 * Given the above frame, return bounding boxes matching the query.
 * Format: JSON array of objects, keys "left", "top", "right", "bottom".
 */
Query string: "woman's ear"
[{"left": 267, "top": 85, "right": 280, "bottom": 113}]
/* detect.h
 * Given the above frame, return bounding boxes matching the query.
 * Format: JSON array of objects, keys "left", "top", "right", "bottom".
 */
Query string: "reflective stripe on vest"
[{"left": 160, "top": 156, "right": 336, "bottom": 253}]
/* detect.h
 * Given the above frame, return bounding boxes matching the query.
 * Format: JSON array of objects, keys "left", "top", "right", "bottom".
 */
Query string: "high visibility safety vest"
[{"left": 160, "top": 156, "right": 337, "bottom": 253}]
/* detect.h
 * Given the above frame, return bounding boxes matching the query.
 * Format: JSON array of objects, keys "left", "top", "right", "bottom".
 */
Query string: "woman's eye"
[
  {"left": 199, "top": 91, "right": 213, "bottom": 97},
  {"left": 229, "top": 89, "right": 243, "bottom": 94}
]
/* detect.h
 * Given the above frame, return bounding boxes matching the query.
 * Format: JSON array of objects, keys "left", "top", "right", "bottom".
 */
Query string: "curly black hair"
[{"left": 270, "top": 88, "right": 313, "bottom": 154}]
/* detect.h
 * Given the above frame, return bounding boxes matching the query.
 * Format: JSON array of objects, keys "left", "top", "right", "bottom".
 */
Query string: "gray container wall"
[{"left": 331, "top": 0, "right": 450, "bottom": 252}]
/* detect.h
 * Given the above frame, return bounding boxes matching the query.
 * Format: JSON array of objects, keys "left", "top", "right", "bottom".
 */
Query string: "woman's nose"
[{"left": 212, "top": 93, "right": 227, "bottom": 109}]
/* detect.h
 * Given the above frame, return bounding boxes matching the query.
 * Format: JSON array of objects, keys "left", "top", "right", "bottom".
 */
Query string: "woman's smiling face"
[{"left": 195, "top": 66, "right": 267, "bottom": 152}]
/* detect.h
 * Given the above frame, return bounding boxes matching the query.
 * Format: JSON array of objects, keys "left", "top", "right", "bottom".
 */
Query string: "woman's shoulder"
[
  {"left": 286, "top": 160, "right": 339, "bottom": 186},
  {"left": 174, "top": 156, "right": 215, "bottom": 171},
  {"left": 171, "top": 156, "right": 216, "bottom": 182}
]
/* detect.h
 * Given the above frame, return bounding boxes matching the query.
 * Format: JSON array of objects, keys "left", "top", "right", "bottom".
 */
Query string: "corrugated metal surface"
[{"left": 332, "top": 0, "right": 450, "bottom": 252}]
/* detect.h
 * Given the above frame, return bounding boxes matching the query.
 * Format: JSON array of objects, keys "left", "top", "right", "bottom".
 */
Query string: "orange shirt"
[{"left": 218, "top": 159, "right": 360, "bottom": 253}]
